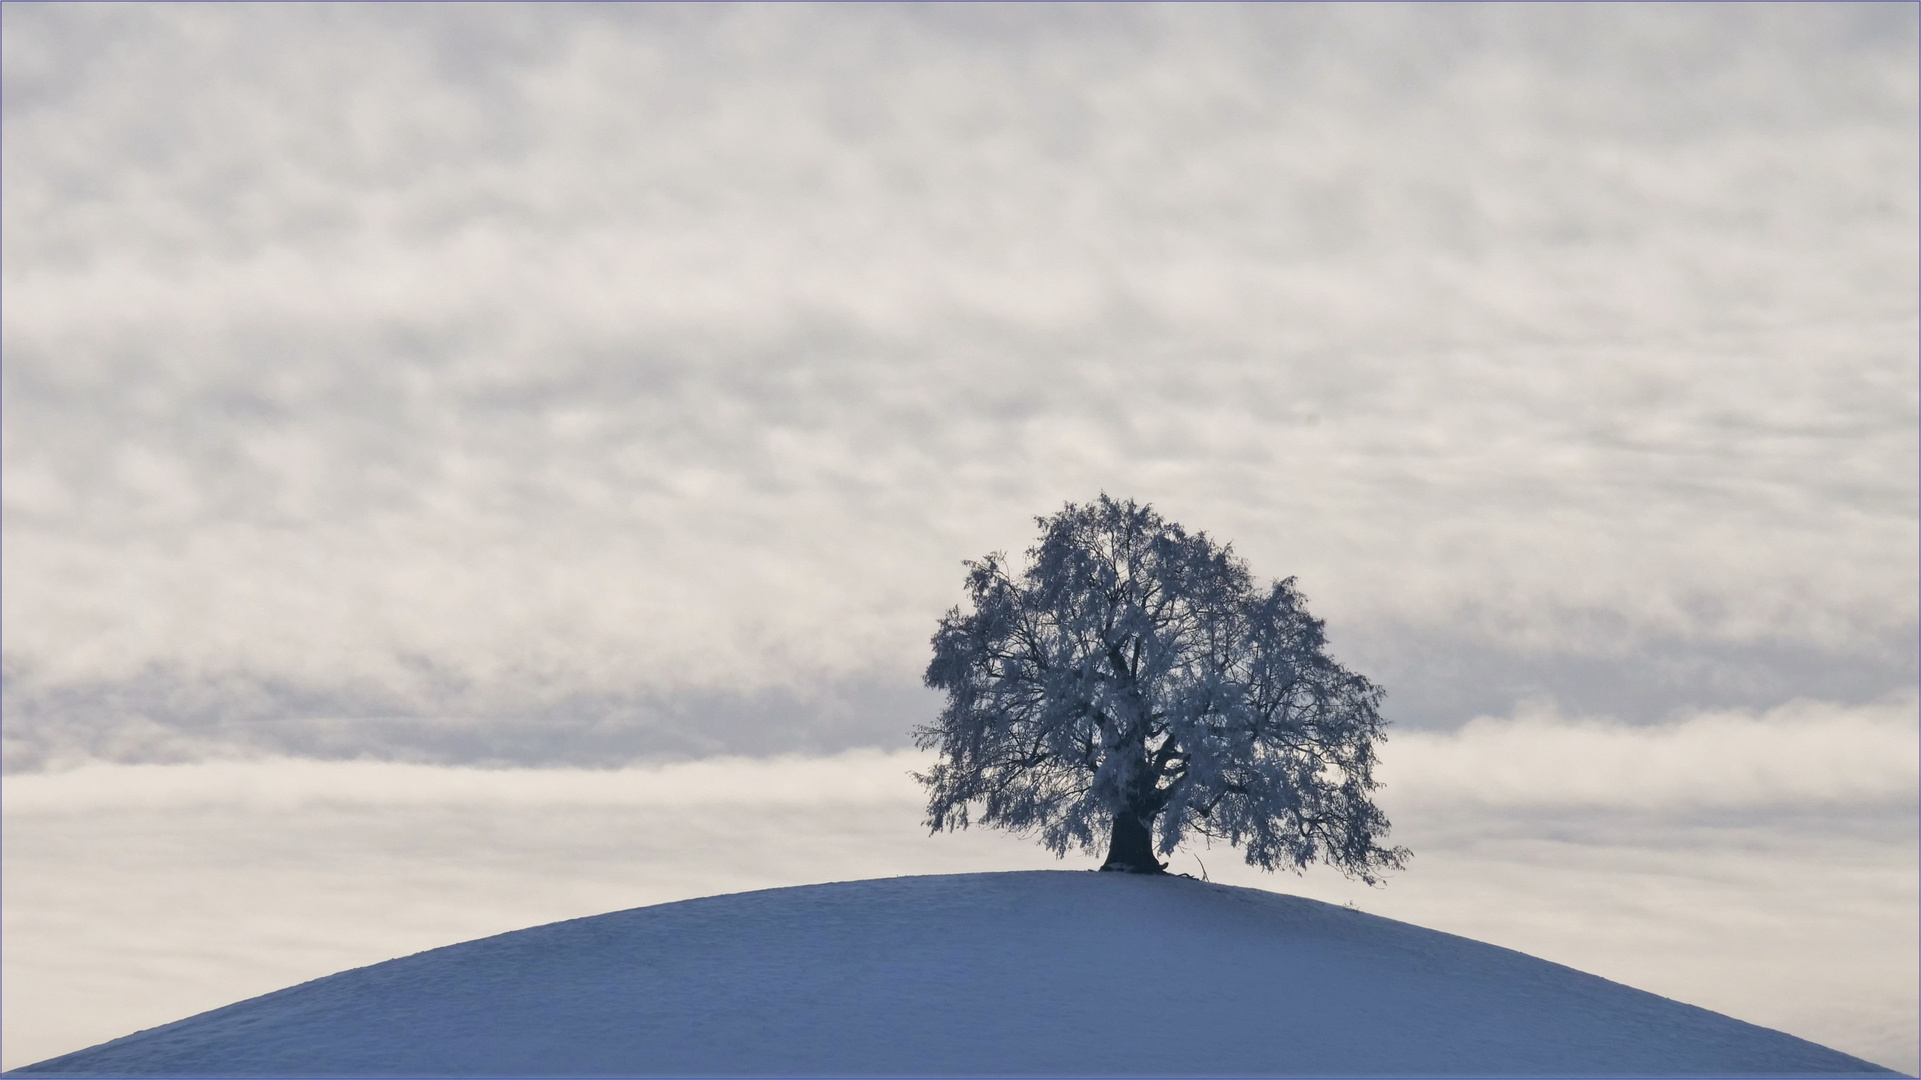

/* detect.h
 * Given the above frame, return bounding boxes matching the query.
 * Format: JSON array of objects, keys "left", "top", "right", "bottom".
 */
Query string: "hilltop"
[{"left": 10, "top": 871, "right": 1900, "bottom": 1077}]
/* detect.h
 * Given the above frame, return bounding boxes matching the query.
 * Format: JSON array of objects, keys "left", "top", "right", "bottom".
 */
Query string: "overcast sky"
[
  {"left": 3, "top": 4, "right": 1917, "bottom": 1073},
  {"left": 5, "top": 2, "right": 1915, "bottom": 768}
]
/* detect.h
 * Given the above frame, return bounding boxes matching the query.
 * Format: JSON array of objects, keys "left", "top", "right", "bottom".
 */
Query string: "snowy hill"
[{"left": 9, "top": 871, "right": 1900, "bottom": 1077}]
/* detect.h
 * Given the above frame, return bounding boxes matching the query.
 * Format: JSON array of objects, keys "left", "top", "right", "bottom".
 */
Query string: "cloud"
[
  {"left": 0, "top": 747, "right": 924, "bottom": 814},
  {"left": 1384, "top": 693, "right": 1920, "bottom": 812},
  {"left": 2, "top": 4, "right": 1915, "bottom": 767},
  {"left": 9, "top": 693, "right": 1913, "bottom": 817}
]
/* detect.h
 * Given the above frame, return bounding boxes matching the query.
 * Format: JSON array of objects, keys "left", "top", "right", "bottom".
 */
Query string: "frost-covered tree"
[{"left": 916, "top": 495, "right": 1409, "bottom": 879}]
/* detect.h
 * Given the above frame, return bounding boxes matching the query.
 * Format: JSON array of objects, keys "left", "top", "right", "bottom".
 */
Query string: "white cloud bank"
[{"left": 1387, "top": 694, "right": 1920, "bottom": 812}]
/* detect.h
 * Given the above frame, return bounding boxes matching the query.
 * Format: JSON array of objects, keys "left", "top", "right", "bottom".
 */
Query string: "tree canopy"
[{"left": 916, "top": 495, "right": 1408, "bottom": 880}]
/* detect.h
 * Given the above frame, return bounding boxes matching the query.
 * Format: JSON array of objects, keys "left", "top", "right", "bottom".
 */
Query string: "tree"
[{"left": 916, "top": 495, "right": 1408, "bottom": 880}]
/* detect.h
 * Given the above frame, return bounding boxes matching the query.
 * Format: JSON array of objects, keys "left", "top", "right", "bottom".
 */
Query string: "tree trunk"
[{"left": 1099, "top": 808, "right": 1166, "bottom": 873}]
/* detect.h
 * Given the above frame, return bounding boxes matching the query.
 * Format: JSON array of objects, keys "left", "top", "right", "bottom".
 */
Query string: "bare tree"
[{"left": 917, "top": 495, "right": 1408, "bottom": 879}]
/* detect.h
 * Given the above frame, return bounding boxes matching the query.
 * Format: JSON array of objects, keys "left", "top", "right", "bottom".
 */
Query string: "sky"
[{"left": 2, "top": 2, "right": 1916, "bottom": 1073}]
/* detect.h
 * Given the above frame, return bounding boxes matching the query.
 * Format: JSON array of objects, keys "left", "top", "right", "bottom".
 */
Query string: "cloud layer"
[
  {"left": 12, "top": 693, "right": 1912, "bottom": 816},
  {"left": 4, "top": 6, "right": 1917, "bottom": 765}
]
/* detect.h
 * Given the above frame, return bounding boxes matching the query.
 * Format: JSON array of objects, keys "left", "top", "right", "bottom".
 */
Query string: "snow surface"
[{"left": 8, "top": 871, "right": 1901, "bottom": 1077}]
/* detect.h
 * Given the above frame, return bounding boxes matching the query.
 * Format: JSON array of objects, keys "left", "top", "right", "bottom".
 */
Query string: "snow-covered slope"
[{"left": 9, "top": 871, "right": 1900, "bottom": 1077}]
